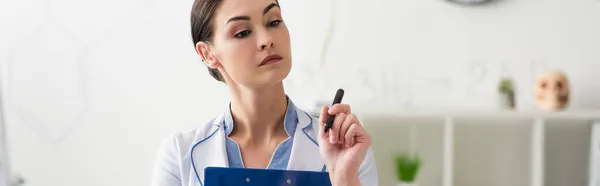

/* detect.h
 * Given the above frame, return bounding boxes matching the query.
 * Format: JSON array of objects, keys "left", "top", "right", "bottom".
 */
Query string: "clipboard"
[{"left": 204, "top": 167, "right": 332, "bottom": 186}]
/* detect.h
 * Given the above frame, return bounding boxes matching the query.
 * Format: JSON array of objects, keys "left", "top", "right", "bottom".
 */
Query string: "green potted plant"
[
  {"left": 498, "top": 78, "right": 516, "bottom": 109},
  {"left": 395, "top": 153, "right": 421, "bottom": 186}
]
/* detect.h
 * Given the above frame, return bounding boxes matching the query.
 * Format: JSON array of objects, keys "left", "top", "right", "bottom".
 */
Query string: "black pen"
[{"left": 324, "top": 89, "right": 344, "bottom": 133}]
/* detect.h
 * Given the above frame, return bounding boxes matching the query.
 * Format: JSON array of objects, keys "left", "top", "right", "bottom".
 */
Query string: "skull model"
[{"left": 535, "top": 70, "right": 569, "bottom": 110}]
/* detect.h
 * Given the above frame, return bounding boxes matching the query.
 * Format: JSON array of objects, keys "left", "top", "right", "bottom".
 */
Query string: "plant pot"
[
  {"left": 397, "top": 182, "right": 417, "bottom": 186},
  {"left": 499, "top": 92, "right": 515, "bottom": 109}
]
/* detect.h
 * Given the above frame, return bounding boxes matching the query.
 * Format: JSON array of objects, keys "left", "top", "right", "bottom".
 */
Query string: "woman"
[{"left": 151, "top": 0, "right": 379, "bottom": 185}]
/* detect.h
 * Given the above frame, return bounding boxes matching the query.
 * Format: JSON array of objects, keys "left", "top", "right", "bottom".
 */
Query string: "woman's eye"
[
  {"left": 234, "top": 30, "right": 251, "bottom": 38},
  {"left": 267, "top": 20, "right": 282, "bottom": 27}
]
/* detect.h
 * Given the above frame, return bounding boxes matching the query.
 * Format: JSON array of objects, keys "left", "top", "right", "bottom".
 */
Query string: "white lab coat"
[{"left": 151, "top": 105, "right": 379, "bottom": 186}]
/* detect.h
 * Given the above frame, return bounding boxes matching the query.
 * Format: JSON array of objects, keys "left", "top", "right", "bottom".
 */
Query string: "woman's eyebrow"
[
  {"left": 226, "top": 3, "right": 279, "bottom": 25},
  {"left": 263, "top": 3, "right": 279, "bottom": 15},
  {"left": 227, "top": 16, "right": 251, "bottom": 24}
]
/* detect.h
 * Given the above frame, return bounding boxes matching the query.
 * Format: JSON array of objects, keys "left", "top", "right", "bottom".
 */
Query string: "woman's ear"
[{"left": 196, "top": 41, "right": 221, "bottom": 69}]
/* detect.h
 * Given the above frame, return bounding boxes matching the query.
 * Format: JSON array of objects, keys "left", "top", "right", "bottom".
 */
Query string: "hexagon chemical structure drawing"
[
  {"left": 284, "top": 0, "right": 340, "bottom": 107},
  {"left": 6, "top": 18, "right": 91, "bottom": 146},
  {"left": 318, "top": 0, "right": 338, "bottom": 68},
  {"left": 5, "top": 0, "right": 160, "bottom": 145},
  {"left": 47, "top": 0, "right": 138, "bottom": 46},
  {"left": 466, "top": 60, "right": 487, "bottom": 95},
  {"left": 132, "top": 0, "right": 158, "bottom": 26}
]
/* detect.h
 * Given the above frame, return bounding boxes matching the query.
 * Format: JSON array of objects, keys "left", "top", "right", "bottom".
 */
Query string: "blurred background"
[{"left": 1, "top": 0, "right": 600, "bottom": 185}]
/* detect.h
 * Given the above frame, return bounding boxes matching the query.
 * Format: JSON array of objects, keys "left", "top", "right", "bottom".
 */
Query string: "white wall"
[
  {"left": 282, "top": 0, "right": 600, "bottom": 112},
  {"left": 1, "top": 0, "right": 599, "bottom": 185}
]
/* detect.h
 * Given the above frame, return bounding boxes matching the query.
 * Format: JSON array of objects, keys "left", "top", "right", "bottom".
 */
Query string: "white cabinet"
[{"left": 360, "top": 111, "right": 600, "bottom": 186}]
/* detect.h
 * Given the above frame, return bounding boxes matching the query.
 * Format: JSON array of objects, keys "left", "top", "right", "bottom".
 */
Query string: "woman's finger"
[
  {"left": 339, "top": 114, "right": 356, "bottom": 145},
  {"left": 328, "top": 104, "right": 351, "bottom": 116},
  {"left": 330, "top": 113, "right": 346, "bottom": 144},
  {"left": 345, "top": 123, "right": 357, "bottom": 148},
  {"left": 352, "top": 123, "right": 371, "bottom": 147}
]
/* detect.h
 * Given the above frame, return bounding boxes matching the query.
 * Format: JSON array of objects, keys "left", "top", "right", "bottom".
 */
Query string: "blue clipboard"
[{"left": 204, "top": 167, "right": 332, "bottom": 186}]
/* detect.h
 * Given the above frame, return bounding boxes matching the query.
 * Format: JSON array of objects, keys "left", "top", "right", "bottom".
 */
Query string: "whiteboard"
[
  {"left": 1, "top": 37, "right": 10, "bottom": 186},
  {"left": 280, "top": 0, "right": 600, "bottom": 112},
  {"left": 0, "top": 108, "right": 8, "bottom": 186}
]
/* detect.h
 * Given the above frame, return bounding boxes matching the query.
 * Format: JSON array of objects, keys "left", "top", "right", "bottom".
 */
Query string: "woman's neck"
[{"left": 228, "top": 82, "right": 288, "bottom": 143}]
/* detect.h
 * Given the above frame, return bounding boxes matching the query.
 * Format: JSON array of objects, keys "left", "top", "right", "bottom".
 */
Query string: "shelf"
[
  {"left": 356, "top": 109, "right": 600, "bottom": 120},
  {"left": 361, "top": 114, "right": 600, "bottom": 186}
]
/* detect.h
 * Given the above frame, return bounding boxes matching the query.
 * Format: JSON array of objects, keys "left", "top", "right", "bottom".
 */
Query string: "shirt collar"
[{"left": 223, "top": 96, "right": 298, "bottom": 137}]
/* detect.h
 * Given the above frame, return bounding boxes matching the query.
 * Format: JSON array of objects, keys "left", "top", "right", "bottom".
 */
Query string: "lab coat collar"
[
  {"left": 222, "top": 97, "right": 298, "bottom": 137},
  {"left": 190, "top": 104, "right": 325, "bottom": 186},
  {"left": 189, "top": 115, "right": 227, "bottom": 186},
  {"left": 287, "top": 109, "right": 326, "bottom": 171}
]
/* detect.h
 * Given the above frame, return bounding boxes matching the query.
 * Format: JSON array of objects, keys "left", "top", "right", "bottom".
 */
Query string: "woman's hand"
[{"left": 318, "top": 104, "right": 371, "bottom": 186}]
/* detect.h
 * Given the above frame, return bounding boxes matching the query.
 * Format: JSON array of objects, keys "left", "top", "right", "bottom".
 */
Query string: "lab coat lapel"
[
  {"left": 190, "top": 114, "right": 228, "bottom": 186},
  {"left": 287, "top": 109, "right": 326, "bottom": 172}
]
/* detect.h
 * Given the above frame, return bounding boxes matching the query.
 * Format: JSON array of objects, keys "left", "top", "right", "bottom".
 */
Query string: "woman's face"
[{"left": 199, "top": 0, "right": 291, "bottom": 87}]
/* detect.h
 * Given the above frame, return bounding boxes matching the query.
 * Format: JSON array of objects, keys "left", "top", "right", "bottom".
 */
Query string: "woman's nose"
[
  {"left": 257, "top": 30, "right": 274, "bottom": 50},
  {"left": 260, "top": 42, "right": 273, "bottom": 50}
]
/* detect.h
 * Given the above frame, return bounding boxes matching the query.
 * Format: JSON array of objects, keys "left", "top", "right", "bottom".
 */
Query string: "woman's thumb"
[{"left": 318, "top": 105, "right": 329, "bottom": 139}]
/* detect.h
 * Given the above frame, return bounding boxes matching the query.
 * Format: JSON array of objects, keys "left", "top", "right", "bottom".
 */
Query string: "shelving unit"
[{"left": 360, "top": 110, "right": 600, "bottom": 186}]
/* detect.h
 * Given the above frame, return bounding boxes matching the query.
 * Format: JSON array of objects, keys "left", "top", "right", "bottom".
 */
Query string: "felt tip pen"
[{"left": 324, "top": 89, "right": 344, "bottom": 133}]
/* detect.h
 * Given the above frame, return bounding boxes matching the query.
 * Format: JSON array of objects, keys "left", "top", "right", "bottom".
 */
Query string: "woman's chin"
[{"left": 257, "top": 69, "right": 290, "bottom": 86}]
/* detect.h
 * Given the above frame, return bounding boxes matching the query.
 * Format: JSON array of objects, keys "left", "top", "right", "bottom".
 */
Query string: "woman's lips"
[{"left": 259, "top": 54, "right": 283, "bottom": 66}]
